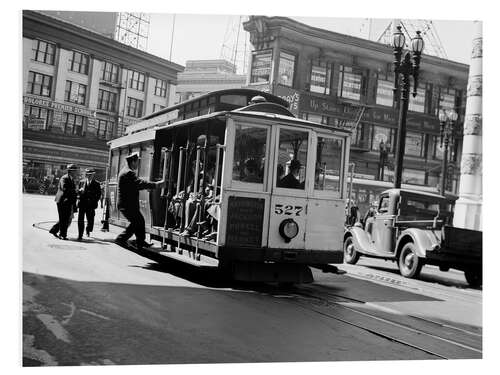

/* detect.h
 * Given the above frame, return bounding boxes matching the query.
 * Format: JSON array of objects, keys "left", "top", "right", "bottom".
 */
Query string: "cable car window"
[
  {"left": 232, "top": 124, "right": 268, "bottom": 184},
  {"left": 220, "top": 95, "right": 247, "bottom": 107},
  {"left": 276, "top": 129, "right": 308, "bottom": 190},
  {"left": 138, "top": 147, "right": 151, "bottom": 178},
  {"left": 315, "top": 137, "right": 343, "bottom": 192}
]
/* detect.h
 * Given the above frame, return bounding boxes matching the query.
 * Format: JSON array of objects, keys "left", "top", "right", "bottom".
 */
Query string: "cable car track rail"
[{"left": 279, "top": 286, "right": 482, "bottom": 360}]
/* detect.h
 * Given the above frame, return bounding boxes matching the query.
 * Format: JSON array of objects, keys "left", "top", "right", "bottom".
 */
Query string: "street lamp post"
[
  {"left": 438, "top": 108, "right": 458, "bottom": 195},
  {"left": 392, "top": 26, "right": 425, "bottom": 188}
]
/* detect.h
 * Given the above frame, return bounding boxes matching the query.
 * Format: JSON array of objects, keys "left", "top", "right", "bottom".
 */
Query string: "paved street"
[{"left": 23, "top": 193, "right": 482, "bottom": 366}]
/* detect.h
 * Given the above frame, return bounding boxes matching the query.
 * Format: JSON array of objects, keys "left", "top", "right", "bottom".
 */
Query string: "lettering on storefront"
[
  {"left": 301, "top": 94, "right": 342, "bottom": 117},
  {"left": 26, "top": 117, "right": 46, "bottom": 131},
  {"left": 23, "top": 95, "right": 93, "bottom": 117},
  {"left": 23, "top": 145, "right": 107, "bottom": 164}
]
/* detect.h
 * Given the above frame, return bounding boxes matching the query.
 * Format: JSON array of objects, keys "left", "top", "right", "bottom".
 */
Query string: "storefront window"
[
  {"left": 405, "top": 131, "right": 424, "bottom": 157},
  {"left": 403, "top": 168, "right": 426, "bottom": 185},
  {"left": 276, "top": 129, "right": 308, "bottom": 190},
  {"left": 315, "top": 137, "right": 343, "bottom": 192},
  {"left": 310, "top": 61, "right": 332, "bottom": 95},
  {"left": 439, "top": 88, "right": 456, "bottom": 111},
  {"left": 24, "top": 105, "right": 50, "bottom": 131},
  {"left": 376, "top": 78, "right": 394, "bottom": 107},
  {"left": 371, "top": 126, "right": 394, "bottom": 152},
  {"left": 278, "top": 51, "right": 296, "bottom": 87},
  {"left": 432, "top": 135, "right": 444, "bottom": 160},
  {"left": 232, "top": 125, "right": 268, "bottom": 184},
  {"left": 250, "top": 50, "right": 272, "bottom": 84},
  {"left": 97, "top": 119, "right": 114, "bottom": 140},
  {"left": 338, "top": 65, "right": 364, "bottom": 101},
  {"left": 408, "top": 87, "right": 426, "bottom": 113},
  {"left": 63, "top": 113, "right": 85, "bottom": 136}
]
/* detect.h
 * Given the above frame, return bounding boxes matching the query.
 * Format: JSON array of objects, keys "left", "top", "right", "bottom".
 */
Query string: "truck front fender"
[
  {"left": 396, "top": 228, "right": 440, "bottom": 258},
  {"left": 345, "top": 226, "right": 376, "bottom": 255}
]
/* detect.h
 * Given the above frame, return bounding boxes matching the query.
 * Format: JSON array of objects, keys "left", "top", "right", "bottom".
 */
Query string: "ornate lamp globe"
[
  {"left": 392, "top": 25, "right": 406, "bottom": 49},
  {"left": 411, "top": 31, "right": 425, "bottom": 54}
]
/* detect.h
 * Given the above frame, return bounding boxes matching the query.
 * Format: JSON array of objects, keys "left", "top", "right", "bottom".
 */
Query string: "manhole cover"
[{"left": 48, "top": 244, "right": 86, "bottom": 251}]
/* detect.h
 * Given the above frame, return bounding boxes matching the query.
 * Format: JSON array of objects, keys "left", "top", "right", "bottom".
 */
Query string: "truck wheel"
[
  {"left": 343, "top": 236, "right": 360, "bottom": 265},
  {"left": 464, "top": 269, "right": 482, "bottom": 288},
  {"left": 398, "top": 242, "right": 423, "bottom": 278}
]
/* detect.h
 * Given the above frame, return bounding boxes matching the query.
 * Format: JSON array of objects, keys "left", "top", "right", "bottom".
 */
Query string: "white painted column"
[{"left": 453, "top": 21, "right": 482, "bottom": 231}]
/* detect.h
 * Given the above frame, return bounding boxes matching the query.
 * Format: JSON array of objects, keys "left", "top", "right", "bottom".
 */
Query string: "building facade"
[
  {"left": 175, "top": 59, "right": 246, "bottom": 103},
  {"left": 22, "top": 10, "right": 183, "bottom": 184},
  {"left": 243, "top": 16, "right": 469, "bottom": 212}
]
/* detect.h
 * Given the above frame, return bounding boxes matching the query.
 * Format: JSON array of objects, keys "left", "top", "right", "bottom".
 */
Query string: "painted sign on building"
[
  {"left": 23, "top": 95, "right": 93, "bottom": 117},
  {"left": 275, "top": 85, "right": 300, "bottom": 115}
]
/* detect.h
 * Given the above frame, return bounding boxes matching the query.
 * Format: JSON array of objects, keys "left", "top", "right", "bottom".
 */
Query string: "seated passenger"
[
  {"left": 241, "top": 158, "right": 261, "bottom": 183},
  {"left": 278, "top": 159, "right": 303, "bottom": 189}
]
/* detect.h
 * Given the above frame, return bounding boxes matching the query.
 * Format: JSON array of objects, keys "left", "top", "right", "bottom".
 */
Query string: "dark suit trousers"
[
  {"left": 50, "top": 203, "right": 72, "bottom": 238},
  {"left": 78, "top": 206, "right": 95, "bottom": 237},
  {"left": 116, "top": 208, "right": 146, "bottom": 247}
]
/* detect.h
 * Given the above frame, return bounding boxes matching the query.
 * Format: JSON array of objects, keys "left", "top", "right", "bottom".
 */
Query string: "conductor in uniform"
[
  {"left": 115, "top": 152, "right": 164, "bottom": 250},
  {"left": 77, "top": 168, "right": 101, "bottom": 240},
  {"left": 49, "top": 164, "right": 79, "bottom": 240}
]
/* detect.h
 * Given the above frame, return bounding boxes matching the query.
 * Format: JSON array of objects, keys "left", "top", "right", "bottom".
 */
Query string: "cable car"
[{"left": 104, "top": 89, "right": 351, "bottom": 283}]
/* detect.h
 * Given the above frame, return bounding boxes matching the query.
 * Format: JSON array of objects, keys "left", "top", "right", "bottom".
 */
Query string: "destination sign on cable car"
[{"left": 226, "top": 196, "right": 265, "bottom": 248}]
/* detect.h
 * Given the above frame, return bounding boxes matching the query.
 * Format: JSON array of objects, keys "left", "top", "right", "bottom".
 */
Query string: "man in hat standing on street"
[
  {"left": 115, "top": 152, "right": 164, "bottom": 250},
  {"left": 77, "top": 168, "right": 102, "bottom": 240},
  {"left": 49, "top": 164, "right": 79, "bottom": 240}
]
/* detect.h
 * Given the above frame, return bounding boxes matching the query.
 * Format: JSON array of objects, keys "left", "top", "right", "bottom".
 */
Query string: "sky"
[{"left": 147, "top": 13, "right": 476, "bottom": 72}]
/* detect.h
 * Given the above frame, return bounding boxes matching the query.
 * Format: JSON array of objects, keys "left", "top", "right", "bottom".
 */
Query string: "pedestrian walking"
[
  {"left": 77, "top": 168, "right": 101, "bottom": 240},
  {"left": 49, "top": 164, "right": 79, "bottom": 240},
  {"left": 114, "top": 152, "right": 164, "bottom": 250}
]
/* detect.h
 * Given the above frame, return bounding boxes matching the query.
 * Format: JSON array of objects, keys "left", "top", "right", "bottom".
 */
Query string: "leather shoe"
[{"left": 49, "top": 231, "right": 60, "bottom": 239}]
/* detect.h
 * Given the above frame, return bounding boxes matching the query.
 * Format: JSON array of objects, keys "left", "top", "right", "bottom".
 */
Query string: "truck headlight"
[{"left": 279, "top": 219, "right": 299, "bottom": 242}]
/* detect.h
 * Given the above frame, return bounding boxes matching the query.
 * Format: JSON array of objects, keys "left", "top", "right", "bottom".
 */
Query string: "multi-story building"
[
  {"left": 22, "top": 10, "right": 183, "bottom": 183},
  {"left": 175, "top": 59, "right": 246, "bottom": 103},
  {"left": 243, "top": 16, "right": 469, "bottom": 212}
]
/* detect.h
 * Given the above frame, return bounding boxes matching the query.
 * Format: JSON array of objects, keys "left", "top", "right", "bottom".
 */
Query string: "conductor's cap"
[
  {"left": 126, "top": 152, "right": 140, "bottom": 161},
  {"left": 67, "top": 164, "right": 78, "bottom": 171},
  {"left": 85, "top": 167, "right": 96, "bottom": 174}
]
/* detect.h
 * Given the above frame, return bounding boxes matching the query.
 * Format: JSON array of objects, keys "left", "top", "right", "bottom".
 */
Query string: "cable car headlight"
[{"left": 279, "top": 219, "right": 299, "bottom": 243}]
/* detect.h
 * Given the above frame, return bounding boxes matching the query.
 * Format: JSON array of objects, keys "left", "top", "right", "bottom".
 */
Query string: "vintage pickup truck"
[{"left": 343, "top": 188, "right": 482, "bottom": 287}]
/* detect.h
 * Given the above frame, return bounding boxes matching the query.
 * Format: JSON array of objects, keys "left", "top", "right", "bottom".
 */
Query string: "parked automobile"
[{"left": 343, "top": 188, "right": 482, "bottom": 287}]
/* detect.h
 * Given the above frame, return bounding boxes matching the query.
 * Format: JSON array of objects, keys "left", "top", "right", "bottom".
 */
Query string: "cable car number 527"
[{"left": 274, "top": 204, "right": 303, "bottom": 216}]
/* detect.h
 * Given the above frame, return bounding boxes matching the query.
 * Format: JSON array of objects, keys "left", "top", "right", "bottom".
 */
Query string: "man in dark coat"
[
  {"left": 115, "top": 152, "right": 164, "bottom": 250},
  {"left": 278, "top": 159, "right": 304, "bottom": 189},
  {"left": 49, "top": 164, "right": 79, "bottom": 240},
  {"left": 77, "top": 168, "right": 102, "bottom": 240}
]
